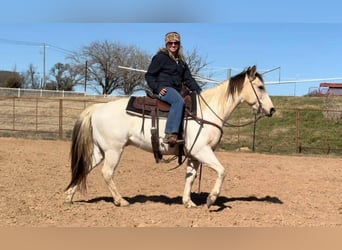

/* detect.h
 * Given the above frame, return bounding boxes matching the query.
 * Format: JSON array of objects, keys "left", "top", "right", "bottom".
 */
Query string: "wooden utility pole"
[
  {"left": 43, "top": 43, "right": 46, "bottom": 88},
  {"left": 84, "top": 60, "right": 88, "bottom": 94}
]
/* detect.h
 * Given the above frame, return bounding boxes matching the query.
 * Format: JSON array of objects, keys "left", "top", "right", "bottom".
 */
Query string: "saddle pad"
[{"left": 126, "top": 92, "right": 197, "bottom": 118}]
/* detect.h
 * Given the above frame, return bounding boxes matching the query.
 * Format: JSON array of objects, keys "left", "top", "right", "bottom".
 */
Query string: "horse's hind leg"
[
  {"left": 182, "top": 159, "right": 200, "bottom": 208},
  {"left": 64, "top": 185, "right": 78, "bottom": 204},
  {"left": 101, "top": 148, "right": 129, "bottom": 207},
  {"left": 64, "top": 145, "right": 103, "bottom": 204}
]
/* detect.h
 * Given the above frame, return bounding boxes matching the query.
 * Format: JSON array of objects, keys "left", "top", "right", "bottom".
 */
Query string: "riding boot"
[{"left": 163, "top": 133, "right": 184, "bottom": 147}]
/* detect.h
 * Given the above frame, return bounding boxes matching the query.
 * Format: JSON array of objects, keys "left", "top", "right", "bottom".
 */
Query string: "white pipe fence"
[{"left": 0, "top": 87, "right": 85, "bottom": 98}]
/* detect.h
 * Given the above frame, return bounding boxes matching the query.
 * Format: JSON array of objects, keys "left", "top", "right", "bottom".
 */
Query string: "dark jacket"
[{"left": 145, "top": 51, "right": 202, "bottom": 95}]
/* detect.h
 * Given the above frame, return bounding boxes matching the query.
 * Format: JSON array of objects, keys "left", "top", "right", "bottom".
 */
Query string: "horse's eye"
[{"left": 258, "top": 86, "right": 265, "bottom": 91}]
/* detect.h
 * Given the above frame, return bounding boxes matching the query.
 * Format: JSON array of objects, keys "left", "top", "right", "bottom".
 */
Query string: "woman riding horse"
[{"left": 145, "top": 32, "right": 202, "bottom": 146}]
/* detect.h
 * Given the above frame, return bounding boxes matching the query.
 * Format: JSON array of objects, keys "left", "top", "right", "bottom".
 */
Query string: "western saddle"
[{"left": 126, "top": 89, "right": 197, "bottom": 163}]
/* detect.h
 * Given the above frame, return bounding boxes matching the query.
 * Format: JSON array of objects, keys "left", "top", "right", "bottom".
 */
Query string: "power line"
[
  {"left": 0, "top": 38, "right": 43, "bottom": 46},
  {"left": 47, "top": 44, "right": 74, "bottom": 55},
  {"left": 0, "top": 37, "right": 74, "bottom": 87},
  {"left": 0, "top": 38, "right": 73, "bottom": 54}
]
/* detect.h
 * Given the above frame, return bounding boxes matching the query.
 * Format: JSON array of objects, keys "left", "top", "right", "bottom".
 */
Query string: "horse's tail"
[{"left": 65, "top": 104, "right": 98, "bottom": 193}]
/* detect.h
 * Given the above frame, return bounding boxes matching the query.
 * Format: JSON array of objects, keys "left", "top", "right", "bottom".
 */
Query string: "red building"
[{"left": 318, "top": 83, "right": 342, "bottom": 96}]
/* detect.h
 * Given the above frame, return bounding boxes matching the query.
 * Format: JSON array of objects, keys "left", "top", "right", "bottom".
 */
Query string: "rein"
[
  {"left": 197, "top": 78, "right": 265, "bottom": 128},
  {"left": 167, "top": 79, "right": 265, "bottom": 170},
  {"left": 167, "top": 96, "right": 224, "bottom": 171},
  {"left": 167, "top": 76, "right": 265, "bottom": 193}
]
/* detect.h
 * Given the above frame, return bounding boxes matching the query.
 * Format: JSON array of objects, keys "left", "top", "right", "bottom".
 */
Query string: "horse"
[{"left": 64, "top": 65, "right": 275, "bottom": 208}]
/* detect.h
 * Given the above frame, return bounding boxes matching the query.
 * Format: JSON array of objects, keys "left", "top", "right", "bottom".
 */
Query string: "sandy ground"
[{"left": 0, "top": 137, "right": 341, "bottom": 227}]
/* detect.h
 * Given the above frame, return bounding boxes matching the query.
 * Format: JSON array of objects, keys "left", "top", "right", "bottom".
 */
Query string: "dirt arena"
[{"left": 0, "top": 137, "right": 341, "bottom": 227}]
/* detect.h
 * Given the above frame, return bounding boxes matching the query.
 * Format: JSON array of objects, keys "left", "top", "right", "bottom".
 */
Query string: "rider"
[{"left": 145, "top": 31, "right": 202, "bottom": 147}]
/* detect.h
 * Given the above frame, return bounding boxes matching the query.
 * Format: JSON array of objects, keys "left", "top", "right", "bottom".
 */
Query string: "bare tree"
[
  {"left": 23, "top": 64, "right": 41, "bottom": 89},
  {"left": 68, "top": 40, "right": 150, "bottom": 96},
  {"left": 185, "top": 48, "right": 212, "bottom": 88},
  {"left": 67, "top": 40, "right": 210, "bottom": 95},
  {"left": 49, "top": 63, "right": 82, "bottom": 91},
  {"left": 117, "top": 46, "right": 150, "bottom": 95}
]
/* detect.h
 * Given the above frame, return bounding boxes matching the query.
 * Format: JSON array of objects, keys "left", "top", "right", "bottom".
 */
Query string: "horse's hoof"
[
  {"left": 120, "top": 200, "right": 130, "bottom": 207},
  {"left": 63, "top": 200, "right": 73, "bottom": 205},
  {"left": 114, "top": 198, "right": 130, "bottom": 207},
  {"left": 184, "top": 200, "right": 197, "bottom": 208},
  {"left": 206, "top": 194, "right": 217, "bottom": 208}
]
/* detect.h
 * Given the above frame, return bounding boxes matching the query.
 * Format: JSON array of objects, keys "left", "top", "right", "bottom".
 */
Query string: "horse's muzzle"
[{"left": 267, "top": 107, "right": 276, "bottom": 117}]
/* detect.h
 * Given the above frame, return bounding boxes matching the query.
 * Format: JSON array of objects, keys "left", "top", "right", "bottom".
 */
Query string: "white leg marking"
[
  {"left": 183, "top": 159, "right": 200, "bottom": 208},
  {"left": 101, "top": 148, "right": 129, "bottom": 207},
  {"left": 192, "top": 146, "right": 226, "bottom": 208}
]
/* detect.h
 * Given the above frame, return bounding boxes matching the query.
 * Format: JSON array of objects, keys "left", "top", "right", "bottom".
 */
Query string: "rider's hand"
[{"left": 159, "top": 88, "right": 167, "bottom": 96}]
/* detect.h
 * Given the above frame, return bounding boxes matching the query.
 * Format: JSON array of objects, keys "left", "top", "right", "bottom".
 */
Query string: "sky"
[{"left": 1, "top": 1, "right": 342, "bottom": 96}]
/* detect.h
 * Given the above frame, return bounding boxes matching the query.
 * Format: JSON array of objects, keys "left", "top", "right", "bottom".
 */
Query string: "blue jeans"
[{"left": 159, "top": 87, "right": 184, "bottom": 134}]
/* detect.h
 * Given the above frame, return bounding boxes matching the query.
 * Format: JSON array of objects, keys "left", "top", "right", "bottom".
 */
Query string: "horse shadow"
[{"left": 78, "top": 192, "right": 283, "bottom": 212}]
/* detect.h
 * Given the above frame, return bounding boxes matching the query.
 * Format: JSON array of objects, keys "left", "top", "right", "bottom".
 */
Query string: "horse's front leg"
[
  {"left": 182, "top": 159, "right": 200, "bottom": 208},
  {"left": 193, "top": 146, "right": 226, "bottom": 208}
]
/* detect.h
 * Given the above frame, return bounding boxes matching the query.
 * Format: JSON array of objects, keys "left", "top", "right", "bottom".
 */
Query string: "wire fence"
[
  {"left": 0, "top": 96, "right": 341, "bottom": 156},
  {"left": 221, "top": 106, "right": 342, "bottom": 155},
  {"left": 0, "top": 96, "right": 116, "bottom": 140}
]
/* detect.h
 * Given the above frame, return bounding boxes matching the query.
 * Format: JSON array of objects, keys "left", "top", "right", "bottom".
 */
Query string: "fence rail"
[
  {"left": 0, "top": 96, "right": 116, "bottom": 140},
  {"left": 221, "top": 106, "right": 342, "bottom": 155},
  {"left": 0, "top": 87, "right": 86, "bottom": 98},
  {"left": 0, "top": 96, "right": 341, "bottom": 156}
]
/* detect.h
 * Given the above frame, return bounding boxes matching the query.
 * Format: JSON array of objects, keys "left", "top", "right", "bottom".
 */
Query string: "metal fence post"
[
  {"left": 36, "top": 98, "right": 38, "bottom": 132},
  {"left": 12, "top": 98, "right": 15, "bottom": 130},
  {"left": 59, "top": 99, "right": 63, "bottom": 139},
  {"left": 296, "top": 109, "right": 301, "bottom": 153},
  {"left": 252, "top": 113, "right": 257, "bottom": 151}
]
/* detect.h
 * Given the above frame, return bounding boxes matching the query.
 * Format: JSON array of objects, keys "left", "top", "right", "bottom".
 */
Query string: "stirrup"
[{"left": 163, "top": 134, "right": 184, "bottom": 147}]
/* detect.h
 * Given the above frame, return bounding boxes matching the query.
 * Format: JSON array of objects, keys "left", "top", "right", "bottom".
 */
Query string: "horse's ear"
[{"left": 248, "top": 65, "right": 257, "bottom": 81}]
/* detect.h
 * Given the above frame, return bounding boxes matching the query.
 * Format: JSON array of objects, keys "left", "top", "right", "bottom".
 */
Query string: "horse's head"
[{"left": 241, "top": 65, "right": 276, "bottom": 117}]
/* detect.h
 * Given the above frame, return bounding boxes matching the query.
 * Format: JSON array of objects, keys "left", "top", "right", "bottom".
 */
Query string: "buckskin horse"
[{"left": 65, "top": 65, "right": 275, "bottom": 208}]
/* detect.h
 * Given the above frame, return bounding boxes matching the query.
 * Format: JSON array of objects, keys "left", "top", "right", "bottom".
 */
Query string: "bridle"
[
  {"left": 168, "top": 73, "right": 267, "bottom": 196},
  {"left": 248, "top": 76, "right": 263, "bottom": 115},
  {"left": 167, "top": 75, "right": 265, "bottom": 170},
  {"left": 197, "top": 75, "right": 265, "bottom": 128}
]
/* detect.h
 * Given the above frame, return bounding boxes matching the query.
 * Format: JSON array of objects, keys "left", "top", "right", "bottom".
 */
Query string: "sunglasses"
[{"left": 167, "top": 41, "right": 180, "bottom": 46}]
